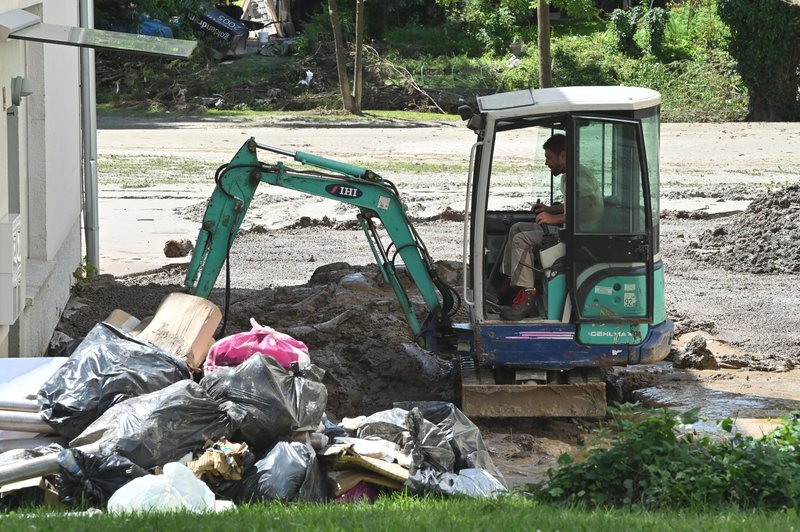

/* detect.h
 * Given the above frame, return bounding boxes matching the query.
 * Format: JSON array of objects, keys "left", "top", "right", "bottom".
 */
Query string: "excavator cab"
[{"left": 458, "top": 87, "right": 672, "bottom": 417}]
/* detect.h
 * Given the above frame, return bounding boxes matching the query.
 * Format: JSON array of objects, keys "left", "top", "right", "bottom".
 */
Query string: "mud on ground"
[
  {"left": 53, "top": 185, "right": 800, "bottom": 487},
  {"left": 52, "top": 121, "right": 800, "bottom": 487}
]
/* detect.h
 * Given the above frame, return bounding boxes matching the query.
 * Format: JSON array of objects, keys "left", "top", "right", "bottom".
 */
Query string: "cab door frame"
[{"left": 566, "top": 115, "right": 654, "bottom": 324}]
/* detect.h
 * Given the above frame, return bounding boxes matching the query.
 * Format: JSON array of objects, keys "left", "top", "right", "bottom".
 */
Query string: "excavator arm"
[{"left": 185, "top": 138, "right": 456, "bottom": 346}]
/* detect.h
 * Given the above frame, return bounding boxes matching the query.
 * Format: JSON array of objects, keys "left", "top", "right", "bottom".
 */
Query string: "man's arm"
[
  {"left": 533, "top": 203, "right": 564, "bottom": 215},
  {"left": 533, "top": 202, "right": 564, "bottom": 226}
]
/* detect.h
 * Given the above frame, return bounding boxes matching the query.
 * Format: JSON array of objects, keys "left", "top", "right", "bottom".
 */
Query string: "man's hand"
[
  {"left": 533, "top": 203, "right": 564, "bottom": 215},
  {"left": 535, "top": 211, "right": 561, "bottom": 225}
]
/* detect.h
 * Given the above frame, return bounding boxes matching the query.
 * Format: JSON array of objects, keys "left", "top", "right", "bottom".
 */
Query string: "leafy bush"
[
  {"left": 95, "top": 0, "right": 204, "bottom": 38},
  {"left": 718, "top": 0, "right": 800, "bottom": 120},
  {"left": 551, "top": 33, "right": 618, "bottom": 87},
  {"left": 610, "top": 8, "right": 637, "bottom": 55},
  {"left": 472, "top": 6, "right": 519, "bottom": 56},
  {"left": 642, "top": 7, "right": 669, "bottom": 56},
  {"left": 498, "top": 54, "right": 540, "bottom": 91},
  {"left": 666, "top": 0, "right": 729, "bottom": 56},
  {"left": 383, "top": 23, "right": 480, "bottom": 58},
  {"left": 532, "top": 405, "right": 800, "bottom": 509}
]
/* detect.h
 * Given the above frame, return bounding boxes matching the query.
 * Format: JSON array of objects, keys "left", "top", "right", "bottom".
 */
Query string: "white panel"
[{"left": 0, "top": 213, "right": 23, "bottom": 324}]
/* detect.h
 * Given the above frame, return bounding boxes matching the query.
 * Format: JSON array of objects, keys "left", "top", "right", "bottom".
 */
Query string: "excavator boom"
[{"left": 185, "top": 138, "right": 455, "bottom": 346}]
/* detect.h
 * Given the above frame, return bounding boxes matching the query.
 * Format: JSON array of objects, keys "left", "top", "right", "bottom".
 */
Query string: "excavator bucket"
[{"left": 459, "top": 356, "right": 607, "bottom": 418}]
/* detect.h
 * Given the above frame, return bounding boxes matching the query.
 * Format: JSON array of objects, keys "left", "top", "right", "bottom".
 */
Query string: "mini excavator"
[{"left": 185, "top": 86, "right": 673, "bottom": 417}]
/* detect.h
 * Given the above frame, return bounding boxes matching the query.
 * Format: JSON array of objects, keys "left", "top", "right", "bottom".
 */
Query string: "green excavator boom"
[{"left": 184, "top": 138, "right": 454, "bottom": 340}]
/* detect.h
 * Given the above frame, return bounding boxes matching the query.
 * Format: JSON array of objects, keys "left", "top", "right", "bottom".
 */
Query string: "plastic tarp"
[
  {"left": 56, "top": 448, "right": 149, "bottom": 507},
  {"left": 107, "top": 462, "right": 216, "bottom": 514},
  {"left": 230, "top": 441, "right": 327, "bottom": 503},
  {"left": 0, "top": 442, "right": 63, "bottom": 465},
  {"left": 394, "top": 401, "right": 506, "bottom": 486},
  {"left": 357, "top": 407, "right": 455, "bottom": 473},
  {"left": 407, "top": 468, "right": 507, "bottom": 498},
  {"left": 359, "top": 402, "right": 508, "bottom": 497},
  {"left": 37, "top": 322, "right": 190, "bottom": 439},
  {"left": 70, "top": 381, "right": 230, "bottom": 469},
  {"left": 200, "top": 355, "right": 327, "bottom": 452}
]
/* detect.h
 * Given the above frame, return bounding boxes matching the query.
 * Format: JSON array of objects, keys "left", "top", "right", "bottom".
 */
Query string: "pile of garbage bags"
[{"left": 0, "top": 321, "right": 506, "bottom": 513}]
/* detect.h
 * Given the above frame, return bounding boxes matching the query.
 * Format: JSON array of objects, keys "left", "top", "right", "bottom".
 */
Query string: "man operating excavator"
[{"left": 498, "top": 133, "right": 602, "bottom": 320}]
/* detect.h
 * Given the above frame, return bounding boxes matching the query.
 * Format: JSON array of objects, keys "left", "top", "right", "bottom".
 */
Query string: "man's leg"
[{"left": 501, "top": 222, "right": 544, "bottom": 289}]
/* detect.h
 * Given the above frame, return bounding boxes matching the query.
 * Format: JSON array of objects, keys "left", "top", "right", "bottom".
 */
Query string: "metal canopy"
[{"left": 0, "top": 9, "right": 196, "bottom": 58}]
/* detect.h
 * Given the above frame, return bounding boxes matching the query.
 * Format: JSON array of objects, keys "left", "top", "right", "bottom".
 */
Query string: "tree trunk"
[
  {"left": 537, "top": 0, "right": 552, "bottom": 88},
  {"left": 353, "top": 0, "right": 365, "bottom": 113},
  {"left": 328, "top": 0, "right": 355, "bottom": 112}
]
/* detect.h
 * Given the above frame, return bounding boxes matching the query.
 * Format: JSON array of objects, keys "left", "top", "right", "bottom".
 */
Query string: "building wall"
[{"left": 0, "top": 0, "right": 83, "bottom": 357}]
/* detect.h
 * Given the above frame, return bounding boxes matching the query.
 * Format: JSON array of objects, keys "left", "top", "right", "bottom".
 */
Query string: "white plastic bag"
[{"left": 107, "top": 462, "right": 216, "bottom": 514}]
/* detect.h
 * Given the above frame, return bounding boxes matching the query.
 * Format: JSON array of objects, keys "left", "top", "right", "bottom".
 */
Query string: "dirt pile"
[
  {"left": 690, "top": 185, "right": 800, "bottom": 274},
  {"left": 55, "top": 261, "right": 462, "bottom": 419}
]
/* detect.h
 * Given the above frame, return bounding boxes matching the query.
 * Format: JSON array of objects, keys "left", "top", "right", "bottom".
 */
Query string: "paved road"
[{"left": 96, "top": 117, "right": 800, "bottom": 276}]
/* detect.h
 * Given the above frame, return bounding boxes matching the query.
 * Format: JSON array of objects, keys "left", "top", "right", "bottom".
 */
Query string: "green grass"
[
  {"left": 360, "top": 110, "right": 460, "bottom": 121},
  {"left": 2, "top": 496, "right": 798, "bottom": 531},
  {"left": 208, "top": 55, "right": 294, "bottom": 91},
  {"left": 99, "top": 155, "right": 217, "bottom": 187},
  {"left": 96, "top": 107, "right": 460, "bottom": 122}
]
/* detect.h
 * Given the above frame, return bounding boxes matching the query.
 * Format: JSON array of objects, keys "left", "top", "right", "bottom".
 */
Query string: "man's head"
[{"left": 543, "top": 133, "right": 566, "bottom": 175}]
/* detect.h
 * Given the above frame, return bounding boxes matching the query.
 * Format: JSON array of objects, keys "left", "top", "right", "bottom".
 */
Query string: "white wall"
[
  {"left": 0, "top": 0, "right": 30, "bottom": 355},
  {"left": 0, "top": 0, "right": 83, "bottom": 357}
]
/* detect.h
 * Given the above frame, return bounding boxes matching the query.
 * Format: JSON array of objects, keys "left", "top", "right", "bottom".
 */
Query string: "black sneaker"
[{"left": 499, "top": 289, "right": 538, "bottom": 320}]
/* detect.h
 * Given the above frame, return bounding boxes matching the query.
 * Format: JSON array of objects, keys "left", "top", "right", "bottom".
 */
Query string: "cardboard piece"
[
  {"left": 320, "top": 443, "right": 409, "bottom": 485},
  {"left": 135, "top": 293, "right": 222, "bottom": 372},
  {"left": 186, "top": 439, "right": 249, "bottom": 481},
  {"left": 0, "top": 477, "right": 63, "bottom": 509},
  {"left": 328, "top": 469, "right": 404, "bottom": 496},
  {"left": 103, "top": 309, "right": 141, "bottom": 333}
]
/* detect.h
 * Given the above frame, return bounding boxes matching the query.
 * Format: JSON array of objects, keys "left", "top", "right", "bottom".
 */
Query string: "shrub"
[
  {"left": 497, "top": 54, "right": 540, "bottom": 91},
  {"left": 610, "top": 8, "right": 638, "bottom": 55},
  {"left": 532, "top": 405, "right": 800, "bottom": 509},
  {"left": 552, "top": 33, "right": 618, "bottom": 87},
  {"left": 642, "top": 7, "right": 669, "bottom": 56},
  {"left": 472, "top": 6, "right": 519, "bottom": 56},
  {"left": 383, "top": 23, "right": 480, "bottom": 58}
]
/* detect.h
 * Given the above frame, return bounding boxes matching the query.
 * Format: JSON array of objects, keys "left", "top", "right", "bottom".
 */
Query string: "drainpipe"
[{"left": 79, "top": 0, "right": 99, "bottom": 273}]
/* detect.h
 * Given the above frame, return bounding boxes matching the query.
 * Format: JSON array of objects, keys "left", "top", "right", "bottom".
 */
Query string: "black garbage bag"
[
  {"left": 357, "top": 407, "right": 455, "bottom": 473},
  {"left": 0, "top": 442, "right": 64, "bottom": 464},
  {"left": 394, "top": 401, "right": 506, "bottom": 486},
  {"left": 200, "top": 355, "right": 327, "bottom": 452},
  {"left": 231, "top": 441, "right": 327, "bottom": 503},
  {"left": 69, "top": 381, "right": 230, "bottom": 469},
  {"left": 38, "top": 322, "right": 190, "bottom": 439},
  {"left": 56, "top": 448, "right": 149, "bottom": 507},
  {"left": 407, "top": 467, "right": 507, "bottom": 498}
]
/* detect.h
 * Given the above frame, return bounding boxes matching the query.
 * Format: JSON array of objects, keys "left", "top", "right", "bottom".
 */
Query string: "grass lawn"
[{"left": 2, "top": 496, "right": 797, "bottom": 531}]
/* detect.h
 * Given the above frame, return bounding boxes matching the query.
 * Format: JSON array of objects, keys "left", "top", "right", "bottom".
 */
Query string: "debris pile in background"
[
  {"left": 0, "top": 291, "right": 505, "bottom": 514},
  {"left": 692, "top": 185, "right": 800, "bottom": 273}
]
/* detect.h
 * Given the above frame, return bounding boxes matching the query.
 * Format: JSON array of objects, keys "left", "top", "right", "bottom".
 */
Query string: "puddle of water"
[
  {"left": 634, "top": 385, "right": 800, "bottom": 436},
  {"left": 662, "top": 198, "right": 750, "bottom": 215}
]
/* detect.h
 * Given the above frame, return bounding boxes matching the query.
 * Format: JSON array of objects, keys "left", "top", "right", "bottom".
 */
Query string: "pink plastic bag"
[
  {"left": 334, "top": 481, "right": 379, "bottom": 504},
  {"left": 204, "top": 318, "right": 310, "bottom": 374}
]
